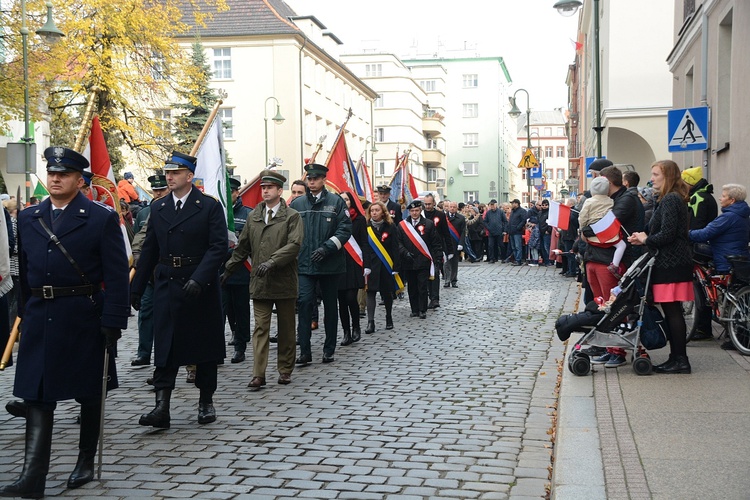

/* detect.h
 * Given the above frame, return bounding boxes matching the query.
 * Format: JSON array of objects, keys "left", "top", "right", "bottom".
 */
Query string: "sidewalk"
[{"left": 552, "top": 312, "right": 750, "bottom": 499}]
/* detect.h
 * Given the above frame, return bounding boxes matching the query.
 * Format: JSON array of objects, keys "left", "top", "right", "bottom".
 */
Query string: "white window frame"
[
  {"left": 463, "top": 133, "right": 479, "bottom": 147},
  {"left": 427, "top": 168, "right": 439, "bottom": 182},
  {"left": 212, "top": 48, "right": 232, "bottom": 79},
  {"left": 464, "top": 191, "right": 479, "bottom": 202},
  {"left": 462, "top": 74, "right": 478, "bottom": 88},
  {"left": 365, "top": 63, "right": 382, "bottom": 77},
  {"left": 153, "top": 108, "right": 171, "bottom": 135},
  {"left": 375, "top": 128, "right": 385, "bottom": 142},
  {"left": 220, "top": 108, "right": 233, "bottom": 140},
  {"left": 376, "top": 161, "right": 386, "bottom": 177},
  {"left": 545, "top": 146, "right": 553, "bottom": 158},
  {"left": 374, "top": 94, "right": 384, "bottom": 108},
  {"left": 463, "top": 103, "right": 478, "bottom": 118},
  {"left": 419, "top": 80, "right": 436, "bottom": 92},
  {"left": 556, "top": 146, "right": 565, "bottom": 157},
  {"left": 462, "top": 162, "right": 479, "bottom": 176}
]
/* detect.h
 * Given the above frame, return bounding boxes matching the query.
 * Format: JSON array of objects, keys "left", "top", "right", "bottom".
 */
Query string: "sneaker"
[
  {"left": 591, "top": 353, "right": 613, "bottom": 364},
  {"left": 605, "top": 354, "right": 627, "bottom": 368},
  {"left": 580, "top": 346, "right": 606, "bottom": 357},
  {"left": 528, "top": 263, "right": 538, "bottom": 267},
  {"left": 607, "top": 263, "right": 622, "bottom": 280}
]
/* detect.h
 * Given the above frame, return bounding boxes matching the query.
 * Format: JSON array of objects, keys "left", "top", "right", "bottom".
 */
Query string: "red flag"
[
  {"left": 324, "top": 129, "right": 366, "bottom": 215},
  {"left": 239, "top": 175, "right": 262, "bottom": 208},
  {"left": 590, "top": 210, "right": 621, "bottom": 242},
  {"left": 548, "top": 200, "right": 571, "bottom": 230}
]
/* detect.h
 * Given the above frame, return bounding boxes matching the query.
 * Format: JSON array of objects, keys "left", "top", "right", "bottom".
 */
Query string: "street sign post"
[
  {"left": 518, "top": 148, "right": 540, "bottom": 169},
  {"left": 668, "top": 106, "right": 708, "bottom": 152}
]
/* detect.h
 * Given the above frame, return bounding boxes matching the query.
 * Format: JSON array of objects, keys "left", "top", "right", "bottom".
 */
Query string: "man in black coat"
[
  {"left": 507, "top": 199, "right": 527, "bottom": 265},
  {"left": 397, "top": 200, "right": 443, "bottom": 319},
  {"left": 443, "top": 201, "right": 466, "bottom": 287},
  {"left": 600, "top": 165, "right": 645, "bottom": 267},
  {"left": 377, "top": 184, "right": 403, "bottom": 224},
  {"left": 0, "top": 147, "right": 129, "bottom": 498},
  {"left": 423, "top": 194, "right": 450, "bottom": 308},
  {"left": 131, "top": 151, "right": 228, "bottom": 429}
]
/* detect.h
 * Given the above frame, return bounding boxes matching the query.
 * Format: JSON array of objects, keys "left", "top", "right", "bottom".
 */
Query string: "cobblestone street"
[{"left": 0, "top": 262, "right": 579, "bottom": 499}]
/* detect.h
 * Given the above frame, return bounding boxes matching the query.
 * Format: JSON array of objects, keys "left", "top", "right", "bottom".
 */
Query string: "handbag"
[{"left": 640, "top": 304, "right": 669, "bottom": 350}]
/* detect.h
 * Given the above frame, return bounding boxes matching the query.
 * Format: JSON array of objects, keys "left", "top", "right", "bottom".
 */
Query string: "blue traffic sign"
[
  {"left": 529, "top": 166, "right": 542, "bottom": 179},
  {"left": 585, "top": 156, "right": 606, "bottom": 178},
  {"left": 668, "top": 106, "right": 708, "bottom": 152}
]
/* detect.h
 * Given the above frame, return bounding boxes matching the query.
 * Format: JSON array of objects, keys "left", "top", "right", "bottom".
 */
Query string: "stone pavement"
[
  {"left": 0, "top": 262, "right": 579, "bottom": 499},
  {"left": 552, "top": 294, "right": 750, "bottom": 499}
]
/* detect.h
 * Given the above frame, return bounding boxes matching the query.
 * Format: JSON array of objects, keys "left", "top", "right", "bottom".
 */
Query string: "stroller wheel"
[
  {"left": 569, "top": 355, "right": 591, "bottom": 376},
  {"left": 633, "top": 356, "right": 653, "bottom": 376}
]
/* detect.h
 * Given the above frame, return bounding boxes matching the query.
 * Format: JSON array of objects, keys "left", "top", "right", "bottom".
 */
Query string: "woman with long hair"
[
  {"left": 338, "top": 192, "right": 367, "bottom": 346},
  {"left": 628, "top": 160, "right": 694, "bottom": 374},
  {"left": 364, "top": 201, "right": 400, "bottom": 333}
]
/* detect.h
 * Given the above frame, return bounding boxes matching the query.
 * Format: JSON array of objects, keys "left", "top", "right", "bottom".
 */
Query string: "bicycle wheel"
[
  {"left": 728, "top": 286, "right": 750, "bottom": 355},
  {"left": 685, "top": 280, "right": 703, "bottom": 343}
]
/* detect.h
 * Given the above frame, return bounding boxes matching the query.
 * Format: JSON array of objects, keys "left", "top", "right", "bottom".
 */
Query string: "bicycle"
[{"left": 684, "top": 251, "right": 750, "bottom": 354}]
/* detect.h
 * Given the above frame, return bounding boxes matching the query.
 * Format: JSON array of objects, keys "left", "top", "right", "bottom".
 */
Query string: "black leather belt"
[
  {"left": 31, "top": 285, "right": 99, "bottom": 299},
  {"left": 159, "top": 256, "right": 201, "bottom": 268}
]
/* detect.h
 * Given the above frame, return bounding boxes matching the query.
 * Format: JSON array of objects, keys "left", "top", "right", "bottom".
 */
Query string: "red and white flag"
[
  {"left": 548, "top": 200, "right": 571, "bottom": 231},
  {"left": 590, "top": 210, "right": 621, "bottom": 242}
]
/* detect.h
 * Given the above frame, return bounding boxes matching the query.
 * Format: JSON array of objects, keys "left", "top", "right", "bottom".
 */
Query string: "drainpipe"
[
  {"left": 298, "top": 37, "right": 308, "bottom": 177},
  {"left": 700, "top": 10, "right": 710, "bottom": 181}
]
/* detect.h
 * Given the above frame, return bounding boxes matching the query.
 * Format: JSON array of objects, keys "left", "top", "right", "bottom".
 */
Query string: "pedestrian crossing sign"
[
  {"left": 668, "top": 106, "right": 708, "bottom": 152},
  {"left": 518, "top": 148, "right": 540, "bottom": 169}
]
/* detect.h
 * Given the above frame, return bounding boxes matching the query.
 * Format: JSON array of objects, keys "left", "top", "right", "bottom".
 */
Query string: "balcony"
[
  {"left": 422, "top": 148, "right": 445, "bottom": 167},
  {"left": 422, "top": 114, "right": 445, "bottom": 137}
]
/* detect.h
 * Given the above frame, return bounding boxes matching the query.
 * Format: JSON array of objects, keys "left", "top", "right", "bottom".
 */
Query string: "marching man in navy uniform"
[
  {"left": 0, "top": 147, "right": 130, "bottom": 498},
  {"left": 397, "top": 199, "right": 443, "bottom": 319},
  {"left": 130, "top": 151, "right": 227, "bottom": 428},
  {"left": 376, "top": 184, "right": 403, "bottom": 224}
]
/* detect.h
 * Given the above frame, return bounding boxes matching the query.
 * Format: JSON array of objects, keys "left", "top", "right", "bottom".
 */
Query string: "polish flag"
[
  {"left": 590, "top": 210, "right": 621, "bottom": 242},
  {"left": 548, "top": 200, "right": 571, "bottom": 231}
]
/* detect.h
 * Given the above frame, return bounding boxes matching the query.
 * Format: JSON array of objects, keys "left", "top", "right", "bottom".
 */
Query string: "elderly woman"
[
  {"left": 629, "top": 160, "right": 694, "bottom": 374},
  {"left": 689, "top": 184, "right": 750, "bottom": 347}
]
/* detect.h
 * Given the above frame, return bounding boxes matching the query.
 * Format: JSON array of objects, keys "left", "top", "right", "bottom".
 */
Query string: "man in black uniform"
[
  {"left": 397, "top": 200, "right": 442, "bottom": 319},
  {"left": 443, "top": 201, "right": 466, "bottom": 287},
  {"left": 422, "top": 193, "right": 451, "bottom": 308},
  {"left": 0, "top": 147, "right": 129, "bottom": 497},
  {"left": 377, "top": 184, "right": 403, "bottom": 224},
  {"left": 131, "top": 151, "right": 227, "bottom": 428}
]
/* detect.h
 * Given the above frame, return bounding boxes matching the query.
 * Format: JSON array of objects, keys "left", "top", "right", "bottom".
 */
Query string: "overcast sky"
[{"left": 285, "top": 0, "right": 580, "bottom": 110}]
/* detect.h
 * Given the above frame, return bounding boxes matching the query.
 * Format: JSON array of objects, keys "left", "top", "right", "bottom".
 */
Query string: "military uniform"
[
  {"left": 131, "top": 152, "right": 227, "bottom": 428},
  {"left": 376, "top": 184, "right": 403, "bottom": 224},
  {"left": 423, "top": 206, "right": 451, "bottom": 307},
  {"left": 0, "top": 147, "right": 129, "bottom": 498}
]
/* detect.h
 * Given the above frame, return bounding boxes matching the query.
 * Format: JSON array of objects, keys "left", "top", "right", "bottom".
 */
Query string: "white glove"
[
  {"left": 457, "top": 245, "right": 463, "bottom": 251},
  {"left": 363, "top": 268, "right": 371, "bottom": 277},
  {"left": 447, "top": 254, "right": 454, "bottom": 260}
]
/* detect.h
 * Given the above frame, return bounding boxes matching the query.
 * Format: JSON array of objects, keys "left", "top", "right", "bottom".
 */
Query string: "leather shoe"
[
  {"left": 653, "top": 355, "right": 691, "bottom": 374},
  {"left": 231, "top": 351, "right": 245, "bottom": 363},
  {"left": 311, "top": 321, "right": 319, "bottom": 330},
  {"left": 295, "top": 354, "right": 312, "bottom": 366},
  {"left": 146, "top": 377, "right": 154, "bottom": 385},
  {"left": 131, "top": 356, "right": 150, "bottom": 367},
  {"left": 365, "top": 321, "right": 375, "bottom": 334},
  {"left": 247, "top": 377, "right": 266, "bottom": 391},
  {"left": 278, "top": 373, "right": 292, "bottom": 385},
  {"left": 428, "top": 299, "right": 440, "bottom": 309},
  {"left": 5, "top": 400, "right": 27, "bottom": 419},
  {"left": 451, "top": 283, "right": 458, "bottom": 288},
  {"left": 443, "top": 282, "right": 451, "bottom": 288},
  {"left": 198, "top": 402, "right": 216, "bottom": 424},
  {"left": 322, "top": 354, "right": 335, "bottom": 363},
  {"left": 270, "top": 335, "right": 278, "bottom": 343},
  {"left": 419, "top": 312, "right": 427, "bottom": 319},
  {"left": 409, "top": 312, "right": 419, "bottom": 317},
  {"left": 691, "top": 329, "right": 713, "bottom": 341}
]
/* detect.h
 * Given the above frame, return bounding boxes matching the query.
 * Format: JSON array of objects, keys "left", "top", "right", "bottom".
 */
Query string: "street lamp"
[
  {"left": 21, "top": 0, "right": 65, "bottom": 202},
  {"left": 264, "top": 96, "right": 284, "bottom": 167},
  {"left": 508, "top": 88, "right": 533, "bottom": 203},
  {"left": 365, "top": 135, "right": 378, "bottom": 188},
  {"left": 553, "top": 0, "right": 603, "bottom": 158}
]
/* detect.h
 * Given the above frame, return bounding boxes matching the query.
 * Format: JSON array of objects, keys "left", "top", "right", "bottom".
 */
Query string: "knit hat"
[
  {"left": 681, "top": 166, "right": 703, "bottom": 186},
  {"left": 590, "top": 176, "right": 610, "bottom": 196}
]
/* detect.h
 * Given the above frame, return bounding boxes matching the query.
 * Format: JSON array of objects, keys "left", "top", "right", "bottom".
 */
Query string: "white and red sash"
[
  {"left": 399, "top": 219, "right": 435, "bottom": 279},
  {"left": 344, "top": 236, "right": 364, "bottom": 268}
]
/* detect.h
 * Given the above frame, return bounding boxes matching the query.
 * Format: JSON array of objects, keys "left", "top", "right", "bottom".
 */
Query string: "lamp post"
[
  {"left": 508, "top": 88, "right": 532, "bottom": 203},
  {"left": 530, "top": 130, "right": 544, "bottom": 199},
  {"left": 365, "top": 135, "right": 378, "bottom": 189},
  {"left": 264, "top": 96, "right": 284, "bottom": 167},
  {"left": 553, "top": 0, "right": 603, "bottom": 158},
  {"left": 21, "top": 0, "right": 64, "bottom": 202}
]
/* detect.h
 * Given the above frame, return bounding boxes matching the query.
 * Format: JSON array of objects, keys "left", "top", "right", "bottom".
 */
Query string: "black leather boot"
[
  {"left": 351, "top": 326, "right": 361, "bottom": 343},
  {"left": 385, "top": 304, "right": 394, "bottom": 330},
  {"left": 340, "top": 327, "right": 353, "bottom": 346},
  {"left": 0, "top": 405, "right": 54, "bottom": 499},
  {"left": 654, "top": 355, "right": 691, "bottom": 374},
  {"left": 139, "top": 389, "right": 171, "bottom": 429},
  {"left": 197, "top": 390, "right": 216, "bottom": 425},
  {"left": 365, "top": 321, "right": 375, "bottom": 334},
  {"left": 67, "top": 402, "right": 100, "bottom": 489}
]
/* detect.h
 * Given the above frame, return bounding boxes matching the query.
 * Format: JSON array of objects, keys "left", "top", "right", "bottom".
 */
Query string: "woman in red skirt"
[{"left": 628, "top": 160, "right": 694, "bottom": 374}]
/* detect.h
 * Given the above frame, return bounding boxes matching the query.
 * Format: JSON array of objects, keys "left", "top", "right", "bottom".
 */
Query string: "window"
[
  {"left": 557, "top": 169, "right": 565, "bottom": 180},
  {"left": 545, "top": 169, "right": 553, "bottom": 179},
  {"left": 428, "top": 168, "right": 439, "bottom": 182},
  {"left": 151, "top": 51, "right": 165, "bottom": 80},
  {"left": 462, "top": 74, "right": 478, "bottom": 88},
  {"left": 464, "top": 191, "right": 479, "bottom": 202},
  {"left": 376, "top": 161, "right": 386, "bottom": 177},
  {"left": 153, "top": 108, "right": 171, "bottom": 136},
  {"left": 212, "top": 48, "right": 232, "bottom": 79},
  {"left": 365, "top": 63, "right": 382, "bottom": 77},
  {"left": 545, "top": 146, "right": 553, "bottom": 158},
  {"left": 463, "top": 133, "right": 478, "bottom": 147},
  {"left": 374, "top": 94, "right": 384, "bottom": 108},
  {"left": 462, "top": 162, "right": 478, "bottom": 176},
  {"left": 375, "top": 128, "right": 385, "bottom": 142},
  {"left": 544, "top": 127, "right": 552, "bottom": 136},
  {"left": 278, "top": 170, "right": 290, "bottom": 189},
  {"left": 463, "top": 104, "right": 478, "bottom": 118},
  {"left": 426, "top": 138, "right": 438, "bottom": 149},
  {"left": 419, "top": 80, "right": 436, "bottom": 92},
  {"left": 220, "top": 108, "right": 233, "bottom": 140},
  {"left": 557, "top": 127, "right": 565, "bottom": 136},
  {"left": 557, "top": 146, "right": 565, "bottom": 157}
]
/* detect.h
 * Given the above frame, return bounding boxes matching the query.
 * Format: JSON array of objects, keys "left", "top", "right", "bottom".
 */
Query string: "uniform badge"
[
  {"left": 434, "top": 216, "right": 440, "bottom": 225},
  {"left": 417, "top": 225, "right": 425, "bottom": 235}
]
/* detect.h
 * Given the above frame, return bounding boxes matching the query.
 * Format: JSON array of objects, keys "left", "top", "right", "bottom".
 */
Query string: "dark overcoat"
[
  {"left": 338, "top": 214, "right": 367, "bottom": 290},
  {"left": 15, "top": 193, "right": 130, "bottom": 402},
  {"left": 364, "top": 221, "right": 400, "bottom": 292},
  {"left": 131, "top": 186, "right": 227, "bottom": 367}
]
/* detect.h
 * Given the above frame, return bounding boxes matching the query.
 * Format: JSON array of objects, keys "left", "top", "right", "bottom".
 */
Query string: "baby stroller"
[{"left": 565, "top": 251, "right": 660, "bottom": 376}]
